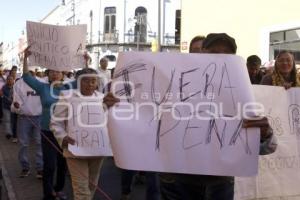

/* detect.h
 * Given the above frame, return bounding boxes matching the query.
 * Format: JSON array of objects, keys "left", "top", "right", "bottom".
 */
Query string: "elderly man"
[{"left": 97, "top": 57, "right": 111, "bottom": 93}]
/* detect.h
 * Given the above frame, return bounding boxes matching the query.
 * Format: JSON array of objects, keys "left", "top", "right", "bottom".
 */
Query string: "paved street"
[
  {"left": 0, "top": 169, "right": 8, "bottom": 200},
  {"left": 0, "top": 127, "right": 146, "bottom": 200}
]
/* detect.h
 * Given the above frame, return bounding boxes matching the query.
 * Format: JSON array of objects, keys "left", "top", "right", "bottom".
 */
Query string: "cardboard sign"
[
  {"left": 235, "top": 85, "right": 300, "bottom": 200},
  {"left": 66, "top": 95, "right": 112, "bottom": 157},
  {"left": 26, "top": 21, "right": 87, "bottom": 71},
  {"left": 108, "top": 52, "right": 260, "bottom": 176}
]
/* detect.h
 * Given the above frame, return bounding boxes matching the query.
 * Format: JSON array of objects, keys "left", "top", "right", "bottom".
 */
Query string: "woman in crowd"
[
  {"left": 22, "top": 47, "right": 79, "bottom": 200},
  {"left": 1, "top": 75, "right": 15, "bottom": 140},
  {"left": 23, "top": 47, "right": 118, "bottom": 200},
  {"left": 50, "top": 68, "right": 119, "bottom": 200},
  {"left": 261, "top": 50, "right": 300, "bottom": 88}
]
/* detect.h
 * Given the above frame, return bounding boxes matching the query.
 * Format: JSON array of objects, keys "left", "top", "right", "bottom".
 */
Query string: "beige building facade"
[{"left": 181, "top": 0, "right": 300, "bottom": 64}]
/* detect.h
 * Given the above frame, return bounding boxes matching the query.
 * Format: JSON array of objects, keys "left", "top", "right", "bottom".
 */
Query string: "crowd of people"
[{"left": 1, "top": 32, "right": 296, "bottom": 200}]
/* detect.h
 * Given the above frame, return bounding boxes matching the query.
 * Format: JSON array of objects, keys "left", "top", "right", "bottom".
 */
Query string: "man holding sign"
[{"left": 173, "top": 33, "right": 277, "bottom": 200}]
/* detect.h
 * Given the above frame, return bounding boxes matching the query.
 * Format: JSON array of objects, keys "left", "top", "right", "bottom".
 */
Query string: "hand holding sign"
[
  {"left": 108, "top": 52, "right": 261, "bottom": 176},
  {"left": 243, "top": 117, "right": 269, "bottom": 128},
  {"left": 22, "top": 45, "right": 32, "bottom": 74},
  {"left": 243, "top": 117, "right": 273, "bottom": 140},
  {"left": 62, "top": 136, "right": 76, "bottom": 148},
  {"left": 26, "top": 21, "right": 87, "bottom": 71},
  {"left": 103, "top": 92, "right": 120, "bottom": 108},
  {"left": 24, "top": 45, "right": 32, "bottom": 58}
]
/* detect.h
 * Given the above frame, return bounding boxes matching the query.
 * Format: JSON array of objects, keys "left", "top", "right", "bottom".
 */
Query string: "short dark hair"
[
  {"left": 11, "top": 65, "right": 18, "bottom": 70},
  {"left": 247, "top": 55, "right": 261, "bottom": 66},
  {"left": 189, "top": 35, "right": 206, "bottom": 52},
  {"left": 44, "top": 69, "right": 49, "bottom": 76},
  {"left": 75, "top": 68, "right": 98, "bottom": 79},
  {"left": 100, "top": 57, "right": 108, "bottom": 62},
  {"left": 202, "top": 33, "right": 237, "bottom": 54}
]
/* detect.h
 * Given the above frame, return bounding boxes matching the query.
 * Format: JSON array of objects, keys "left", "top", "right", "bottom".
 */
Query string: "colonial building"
[
  {"left": 1, "top": 42, "right": 20, "bottom": 69},
  {"left": 40, "top": 0, "right": 181, "bottom": 69}
]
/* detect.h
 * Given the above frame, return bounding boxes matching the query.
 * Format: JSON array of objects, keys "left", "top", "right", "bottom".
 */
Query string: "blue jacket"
[{"left": 23, "top": 73, "right": 76, "bottom": 131}]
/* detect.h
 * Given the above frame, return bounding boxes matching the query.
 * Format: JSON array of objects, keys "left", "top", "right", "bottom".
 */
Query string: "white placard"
[
  {"left": 108, "top": 52, "right": 261, "bottom": 176},
  {"left": 235, "top": 85, "right": 300, "bottom": 199},
  {"left": 26, "top": 21, "right": 87, "bottom": 71},
  {"left": 67, "top": 97, "right": 113, "bottom": 157}
]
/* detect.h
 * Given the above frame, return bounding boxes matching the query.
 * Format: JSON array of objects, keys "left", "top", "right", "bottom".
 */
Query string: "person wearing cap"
[
  {"left": 50, "top": 68, "right": 105, "bottom": 200},
  {"left": 158, "top": 34, "right": 208, "bottom": 200},
  {"left": 174, "top": 33, "right": 277, "bottom": 200},
  {"left": 247, "top": 55, "right": 264, "bottom": 84}
]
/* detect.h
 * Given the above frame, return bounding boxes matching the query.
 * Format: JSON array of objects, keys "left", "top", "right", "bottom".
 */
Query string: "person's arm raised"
[
  {"left": 83, "top": 51, "right": 92, "bottom": 68},
  {"left": 22, "top": 46, "right": 45, "bottom": 93},
  {"left": 23, "top": 46, "right": 31, "bottom": 74}
]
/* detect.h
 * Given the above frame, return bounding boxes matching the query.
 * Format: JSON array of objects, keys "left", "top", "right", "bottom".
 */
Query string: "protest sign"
[
  {"left": 235, "top": 85, "right": 300, "bottom": 200},
  {"left": 56, "top": 91, "right": 113, "bottom": 157},
  {"left": 26, "top": 21, "right": 87, "bottom": 71},
  {"left": 108, "top": 52, "right": 261, "bottom": 176}
]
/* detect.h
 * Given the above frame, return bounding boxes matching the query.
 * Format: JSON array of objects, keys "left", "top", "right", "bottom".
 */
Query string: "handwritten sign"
[
  {"left": 26, "top": 21, "right": 87, "bottom": 71},
  {"left": 108, "top": 52, "right": 260, "bottom": 176},
  {"left": 235, "top": 85, "right": 300, "bottom": 199},
  {"left": 66, "top": 95, "right": 112, "bottom": 157}
]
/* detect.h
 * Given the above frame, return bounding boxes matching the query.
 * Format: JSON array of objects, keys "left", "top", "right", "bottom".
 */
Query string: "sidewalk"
[
  {"left": 0, "top": 127, "right": 146, "bottom": 200},
  {"left": 0, "top": 130, "right": 71, "bottom": 200}
]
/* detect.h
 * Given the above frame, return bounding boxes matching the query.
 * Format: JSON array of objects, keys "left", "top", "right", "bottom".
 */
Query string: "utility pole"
[
  {"left": 123, "top": 0, "right": 127, "bottom": 44},
  {"left": 90, "top": 10, "right": 93, "bottom": 44},
  {"left": 157, "top": 0, "right": 161, "bottom": 52},
  {"left": 162, "top": 0, "right": 165, "bottom": 45},
  {"left": 97, "top": 30, "right": 101, "bottom": 67}
]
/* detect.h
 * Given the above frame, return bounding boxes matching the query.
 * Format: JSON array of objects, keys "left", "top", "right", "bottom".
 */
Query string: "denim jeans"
[
  {"left": 2, "top": 108, "right": 11, "bottom": 135},
  {"left": 42, "top": 130, "right": 67, "bottom": 200},
  {"left": 17, "top": 115, "right": 43, "bottom": 171},
  {"left": 121, "top": 169, "right": 160, "bottom": 200}
]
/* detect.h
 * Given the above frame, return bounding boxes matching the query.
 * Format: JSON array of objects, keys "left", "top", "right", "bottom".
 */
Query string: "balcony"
[{"left": 103, "top": 30, "right": 119, "bottom": 43}]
